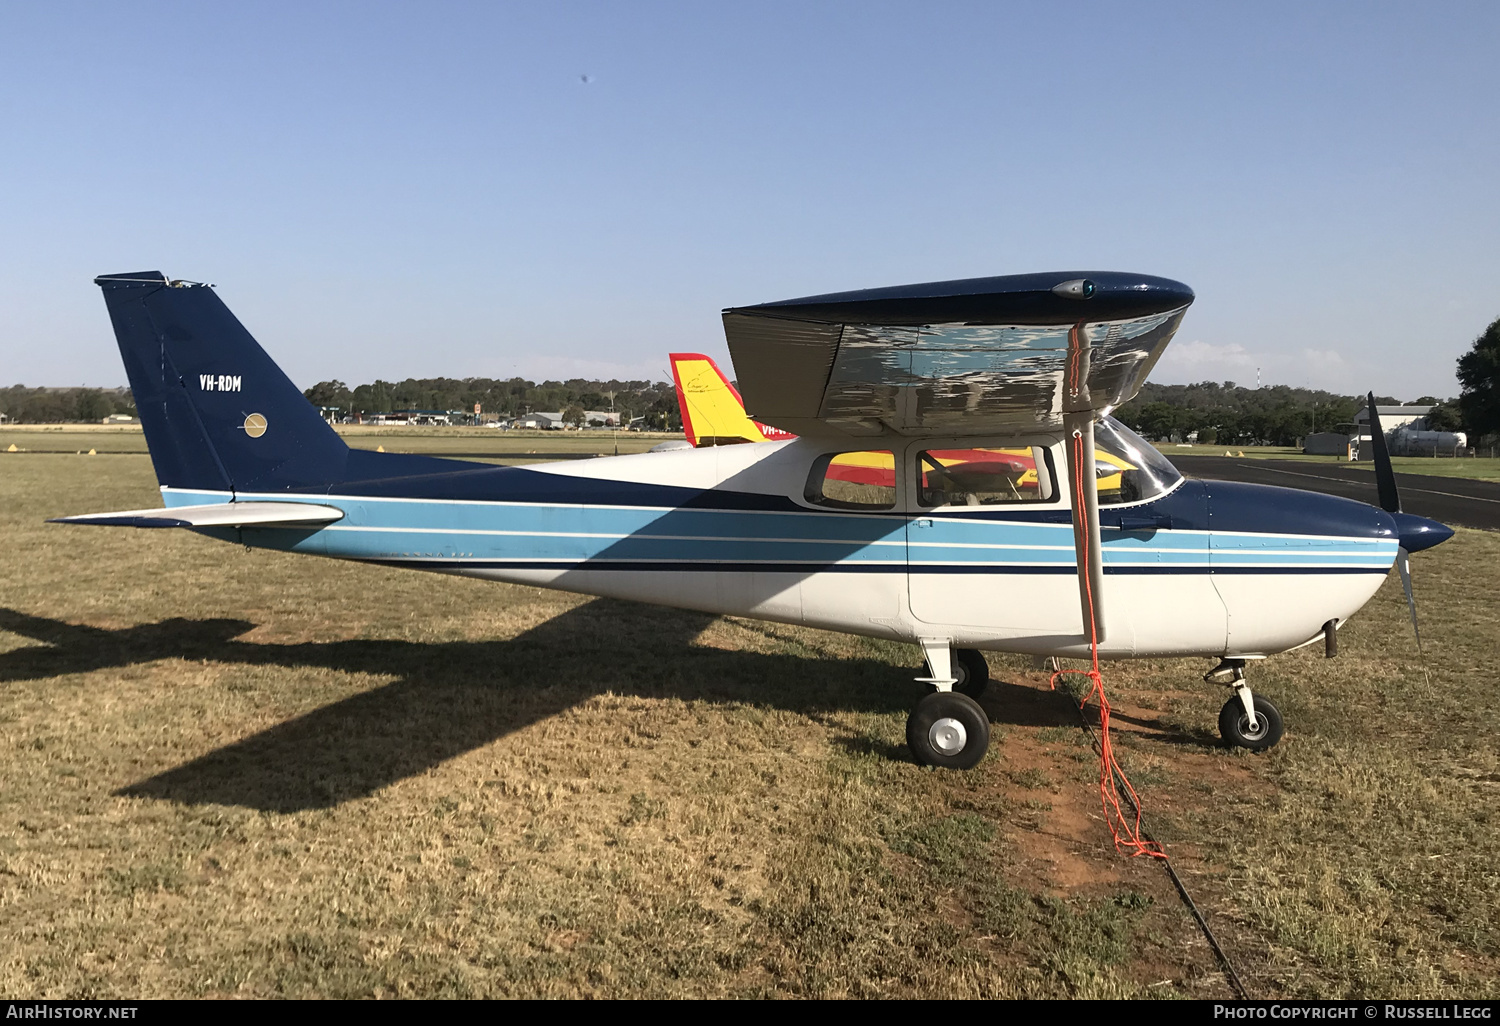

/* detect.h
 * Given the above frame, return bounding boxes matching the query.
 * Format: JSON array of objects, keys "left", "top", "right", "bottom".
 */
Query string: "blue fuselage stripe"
[{"left": 168, "top": 485, "right": 1398, "bottom": 576}]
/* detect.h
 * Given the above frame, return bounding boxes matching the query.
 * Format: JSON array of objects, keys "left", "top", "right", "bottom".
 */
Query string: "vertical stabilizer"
[
  {"left": 96, "top": 273, "right": 349, "bottom": 493},
  {"left": 668, "top": 352, "right": 793, "bottom": 447}
]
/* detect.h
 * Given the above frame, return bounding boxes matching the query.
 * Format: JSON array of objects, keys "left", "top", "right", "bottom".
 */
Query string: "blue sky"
[{"left": 1, "top": 1, "right": 1496, "bottom": 398}]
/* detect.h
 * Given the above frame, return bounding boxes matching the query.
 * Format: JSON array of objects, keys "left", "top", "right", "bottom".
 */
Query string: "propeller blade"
[
  {"left": 1366, "top": 392, "right": 1401, "bottom": 514},
  {"left": 1395, "top": 546, "right": 1423, "bottom": 656}
]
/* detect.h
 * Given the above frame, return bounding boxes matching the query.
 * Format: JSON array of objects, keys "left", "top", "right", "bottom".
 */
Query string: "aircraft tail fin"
[
  {"left": 96, "top": 272, "right": 351, "bottom": 494},
  {"left": 668, "top": 352, "right": 793, "bottom": 447}
]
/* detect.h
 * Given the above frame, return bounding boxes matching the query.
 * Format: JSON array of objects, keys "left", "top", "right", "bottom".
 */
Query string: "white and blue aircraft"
[{"left": 55, "top": 271, "right": 1452, "bottom": 769}]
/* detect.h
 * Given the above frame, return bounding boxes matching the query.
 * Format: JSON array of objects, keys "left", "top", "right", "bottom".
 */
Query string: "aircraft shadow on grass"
[{"left": 0, "top": 603, "right": 1201, "bottom": 813}]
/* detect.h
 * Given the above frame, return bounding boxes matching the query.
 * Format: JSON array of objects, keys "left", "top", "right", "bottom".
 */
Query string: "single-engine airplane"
[{"left": 54, "top": 271, "right": 1453, "bottom": 770}]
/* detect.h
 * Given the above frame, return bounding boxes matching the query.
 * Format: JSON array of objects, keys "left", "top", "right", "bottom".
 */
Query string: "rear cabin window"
[
  {"left": 917, "top": 447, "right": 1055, "bottom": 507},
  {"left": 805, "top": 450, "right": 897, "bottom": 509}
]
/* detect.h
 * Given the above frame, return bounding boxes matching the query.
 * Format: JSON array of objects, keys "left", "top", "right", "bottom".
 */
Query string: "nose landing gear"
[{"left": 1205, "top": 658, "right": 1285, "bottom": 751}]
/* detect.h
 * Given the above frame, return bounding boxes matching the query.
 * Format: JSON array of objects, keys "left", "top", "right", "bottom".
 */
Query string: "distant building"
[
  {"left": 101, "top": 413, "right": 134, "bottom": 424},
  {"left": 1303, "top": 432, "right": 1353, "bottom": 458},
  {"left": 364, "top": 409, "right": 457, "bottom": 426},
  {"left": 1355, "top": 405, "right": 1433, "bottom": 433},
  {"left": 512, "top": 412, "right": 566, "bottom": 430},
  {"left": 1352, "top": 406, "right": 1433, "bottom": 461},
  {"left": 583, "top": 411, "right": 622, "bottom": 428}
]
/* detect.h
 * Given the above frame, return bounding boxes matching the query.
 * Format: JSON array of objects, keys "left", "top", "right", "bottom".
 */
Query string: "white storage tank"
[{"left": 1390, "top": 428, "right": 1467, "bottom": 456}]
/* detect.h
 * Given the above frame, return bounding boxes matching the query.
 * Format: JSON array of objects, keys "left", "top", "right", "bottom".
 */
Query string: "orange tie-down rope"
[{"left": 1051, "top": 430, "right": 1167, "bottom": 860}]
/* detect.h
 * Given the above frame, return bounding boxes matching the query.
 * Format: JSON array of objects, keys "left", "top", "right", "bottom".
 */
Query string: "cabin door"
[{"left": 905, "top": 441, "right": 1079, "bottom": 632}]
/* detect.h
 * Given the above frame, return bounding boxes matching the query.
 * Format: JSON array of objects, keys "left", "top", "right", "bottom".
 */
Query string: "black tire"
[
  {"left": 952, "top": 648, "right": 990, "bottom": 699},
  {"left": 907, "top": 691, "right": 991, "bottom": 770},
  {"left": 1218, "top": 694, "right": 1285, "bottom": 751}
]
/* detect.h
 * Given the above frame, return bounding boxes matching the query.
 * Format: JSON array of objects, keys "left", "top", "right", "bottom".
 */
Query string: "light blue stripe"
[{"left": 176, "top": 490, "right": 1396, "bottom": 572}]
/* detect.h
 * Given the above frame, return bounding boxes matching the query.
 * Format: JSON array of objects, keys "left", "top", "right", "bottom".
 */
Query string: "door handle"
[{"left": 1118, "top": 515, "right": 1172, "bottom": 531}]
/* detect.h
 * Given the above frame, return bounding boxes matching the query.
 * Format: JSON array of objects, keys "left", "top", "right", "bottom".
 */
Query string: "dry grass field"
[{"left": 2, "top": 441, "right": 1497, "bottom": 998}]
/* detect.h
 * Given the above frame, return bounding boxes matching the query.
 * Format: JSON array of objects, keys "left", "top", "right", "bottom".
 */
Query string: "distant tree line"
[
  {"left": 302, "top": 376, "right": 684, "bottom": 430},
  {"left": 0, "top": 386, "right": 135, "bottom": 423},
  {"left": 0, "top": 376, "right": 1472, "bottom": 442},
  {"left": 1113, "top": 314, "right": 1500, "bottom": 447},
  {"left": 12, "top": 312, "right": 1500, "bottom": 444},
  {"left": 1112, "top": 382, "right": 1465, "bottom": 447}
]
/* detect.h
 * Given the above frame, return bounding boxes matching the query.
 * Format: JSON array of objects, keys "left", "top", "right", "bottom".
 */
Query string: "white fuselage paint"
[{"left": 166, "top": 437, "right": 1397, "bottom": 661}]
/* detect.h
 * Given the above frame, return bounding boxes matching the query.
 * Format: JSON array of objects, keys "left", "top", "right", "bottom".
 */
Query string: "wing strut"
[
  {"left": 1062, "top": 320, "right": 1105, "bottom": 642},
  {"left": 1064, "top": 413, "right": 1105, "bottom": 643},
  {"left": 1052, "top": 324, "right": 1164, "bottom": 859}
]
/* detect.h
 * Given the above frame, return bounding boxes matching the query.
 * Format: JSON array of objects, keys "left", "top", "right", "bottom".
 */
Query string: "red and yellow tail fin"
[{"left": 668, "top": 353, "right": 794, "bottom": 446}]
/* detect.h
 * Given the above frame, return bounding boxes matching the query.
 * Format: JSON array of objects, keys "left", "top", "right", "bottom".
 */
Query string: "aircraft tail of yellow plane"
[{"left": 668, "top": 353, "right": 796, "bottom": 447}]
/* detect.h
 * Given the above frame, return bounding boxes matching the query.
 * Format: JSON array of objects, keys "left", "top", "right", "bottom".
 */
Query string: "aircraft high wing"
[{"left": 722, "top": 271, "right": 1191, "bottom": 438}]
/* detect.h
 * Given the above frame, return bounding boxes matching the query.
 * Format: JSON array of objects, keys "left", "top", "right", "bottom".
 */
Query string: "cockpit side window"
[
  {"left": 916, "top": 446, "right": 1055, "bottom": 507},
  {"left": 1092, "top": 416, "right": 1184, "bottom": 506},
  {"left": 804, "top": 450, "right": 897, "bottom": 510}
]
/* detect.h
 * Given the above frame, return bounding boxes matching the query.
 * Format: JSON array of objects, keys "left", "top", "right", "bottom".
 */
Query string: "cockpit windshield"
[{"left": 1092, "top": 416, "right": 1183, "bottom": 506}]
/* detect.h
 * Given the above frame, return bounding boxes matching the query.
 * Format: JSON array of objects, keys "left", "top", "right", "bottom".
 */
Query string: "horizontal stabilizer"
[{"left": 49, "top": 502, "right": 344, "bottom": 529}]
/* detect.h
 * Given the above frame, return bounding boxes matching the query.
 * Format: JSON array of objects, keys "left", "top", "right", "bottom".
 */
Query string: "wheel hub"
[
  {"left": 929, "top": 717, "right": 968, "bottom": 755},
  {"left": 1238, "top": 714, "right": 1267, "bottom": 741}
]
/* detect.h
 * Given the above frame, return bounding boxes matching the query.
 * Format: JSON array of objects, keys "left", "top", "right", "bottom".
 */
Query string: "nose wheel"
[
  {"left": 1218, "top": 694, "right": 1284, "bottom": 751},
  {"left": 906, "top": 690, "right": 990, "bottom": 769},
  {"left": 1205, "top": 659, "right": 1285, "bottom": 751}
]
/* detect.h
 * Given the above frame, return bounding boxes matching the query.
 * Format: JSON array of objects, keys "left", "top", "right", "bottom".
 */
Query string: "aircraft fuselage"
[{"left": 177, "top": 436, "right": 1403, "bottom": 661}]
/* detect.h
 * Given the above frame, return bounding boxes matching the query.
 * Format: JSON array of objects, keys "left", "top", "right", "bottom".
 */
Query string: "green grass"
[
  {"left": 1352, "top": 458, "right": 1500, "bottom": 481},
  {"left": 1, "top": 452, "right": 1497, "bottom": 997},
  {"left": 1151, "top": 442, "right": 1500, "bottom": 482}
]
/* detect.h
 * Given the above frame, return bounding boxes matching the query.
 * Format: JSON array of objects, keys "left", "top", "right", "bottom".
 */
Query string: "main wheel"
[
  {"left": 907, "top": 691, "right": 990, "bottom": 770},
  {"left": 952, "top": 648, "right": 990, "bottom": 699},
  {"left": 1218, "top": 694, "right": 1285, "bottom": 751}
]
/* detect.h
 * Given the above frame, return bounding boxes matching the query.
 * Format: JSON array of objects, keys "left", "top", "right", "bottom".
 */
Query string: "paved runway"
[{"left": 1166, "top": 456, "right": 1500, "bottom": 532}]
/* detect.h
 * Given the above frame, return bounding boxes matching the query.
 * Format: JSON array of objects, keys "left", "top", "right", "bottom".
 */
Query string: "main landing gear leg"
[
  {"left": 1205, "top": 658, "right": 1285, "bottom": 751},
  {"left": 917, "top": 640, "right": 990, "bottom": 699},
  {"left": 908, "top": 639, "right": 990, "bottom": 770}
]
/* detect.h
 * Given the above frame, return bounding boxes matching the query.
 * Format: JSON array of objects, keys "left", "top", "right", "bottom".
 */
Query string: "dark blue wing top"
[{"left": 722, "top": 271, "right": 1194, "bottom": 438}]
